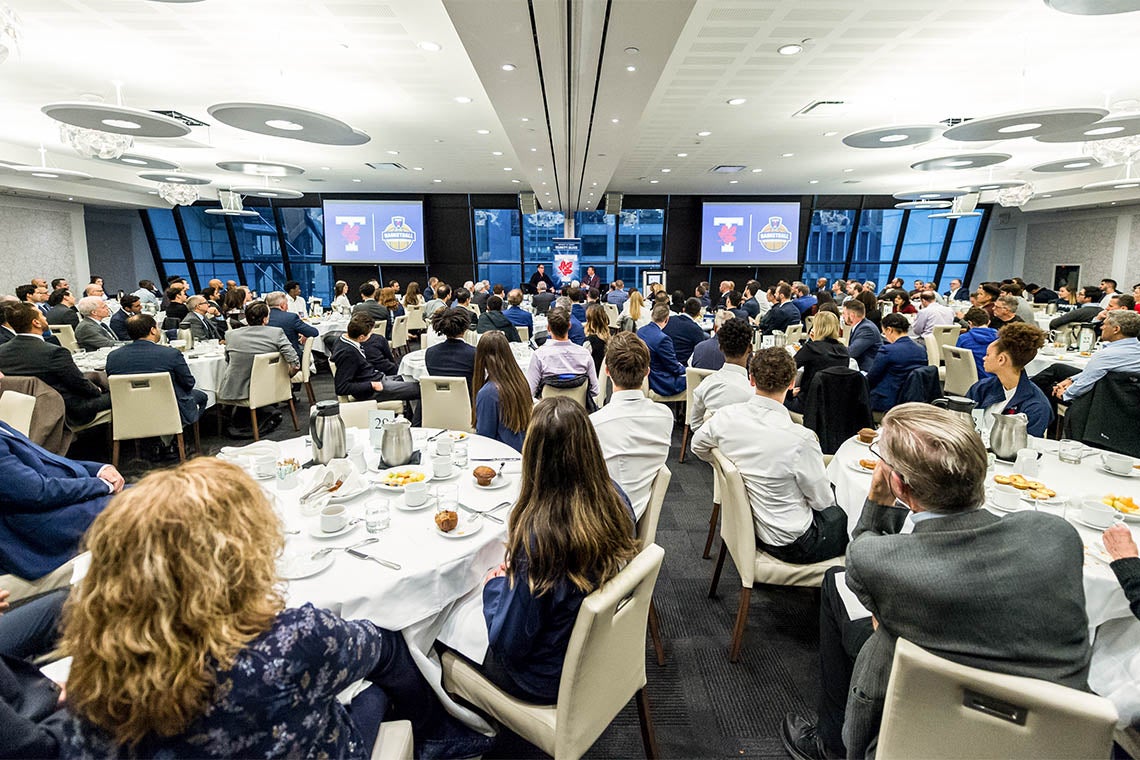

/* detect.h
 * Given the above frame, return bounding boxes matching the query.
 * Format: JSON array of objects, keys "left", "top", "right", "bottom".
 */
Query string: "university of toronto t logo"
[
  {"left": 335, "top": 215, "right": 367, "bottom": 252},
  {"left": 713, "top": 216, "right": 744, "bottom": 253}
]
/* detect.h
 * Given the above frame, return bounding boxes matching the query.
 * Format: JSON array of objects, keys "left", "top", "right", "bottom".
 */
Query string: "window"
[
  {"left": 802, "top": 209, "right": 856, "bottom": 283},
  {"left": 178, "top": 207, "right": 239, "bottom": 288},
  {"left": 279, "top": 207, "right": 330, "bottom": 302},
  {"left": 229, "top": 208, "right": 286, "bottom": 298},
  {"left": 145, "top": 209, "right": 193, "bottom": 288},
  {"left": 895, "top": 209, "right": 950, "bottom": 285},
  {"left": 847, "top": 209, "right": 903, "bottom": 287},
  {"left": 474, "top": 208, "right": 521, "bottom": 288}
]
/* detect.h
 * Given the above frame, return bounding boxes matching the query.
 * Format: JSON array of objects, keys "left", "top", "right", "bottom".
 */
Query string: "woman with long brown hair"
[
  {"left": 403, "top": 281, "right": 423, "bottom": 307},
  {"left": 480, "top": 397, "right": 640, "bottom": 703},
  {"left": 379, "top": 286, "right": 404, "bottom": 318},
  {"left": 61, "top": 458, "right": 480, "bottom": 758},
  {"left": 332, "top": 280, "right": 351, "bottom": 310},
  {"left": 472, "top": 331, "right": 531, "bottom": 451},
  {"left": 222, "top": 286, "right": 248, "bottom": 329},
  {"left": 583, "top": 302, "right": 610, "bottom": 374}
]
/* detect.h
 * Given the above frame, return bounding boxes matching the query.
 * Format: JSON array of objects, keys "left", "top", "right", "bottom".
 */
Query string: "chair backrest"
[
  {"left": 839, "top": 320, "right": 853, "bottom": 346},
  {"left": 339, "top": 399, "right": 379, "bottom": 430},
  {"left": 299, "top": 337, "right": 316, "bottom": 382},
  {"left": 708, "top": 448, "right": 758, "bottom": 587},
  {"left": 517, "top": 325, "right": 530, "bottom": 343},
  {"left": 596, "top": 360, "right": 611, "bottom": 408},
  {"left": 804, "top": 315, "right": 814, "bottom": 335},
  {"left": 637, "top": 465, "right": 671, "bottom": 547},
  {"left": 555, "top": 543, "right": 665, "bottom": 759},
  {"left": 390, "top": 315, "right": 408, "bottom": 351},
  {"left": 53, "top": 324, "right": 79, "bottom": 353},
  {"left": 604, "top": 302, "right": 620, "bottom": 328},
  {"left": 0, "top": 390, "right": 36, "bottom": 437},
  {"left": 684, "top": 366, "right": 717, "bottom": 408},
  {"left": 785, "top": 323, "right": 803, "bottom": 343},
  {"left": 541, "top": 382, "right": 589, "bottom": 409},
  {"left": 405, "top": 304, "right": 426, "bottom": 331},
  {"left": 925, "top": 334, "right": 942, "bottom": 367},
  {"left": 418, "top": 375, "right": 473, "bottom": 432},
  {"left": 469, "top": 304, "right": 481, "bottom": 315},
  {"left": 327, "top": 358, "right": 337, "bottom": 377},
  {"left": 876, "top": 638, "right": 1117, "bottom": 760},
  {"left": 108, "top": 372, "right": 183, "bottom": 439},
  {"left": 248, "top": 352, "right": 293, "bottom": 409},
  {"left": 932, "top": 324, "right": 961, "bottom": 359},
  {"left": 942, "top": 346, "right": 979, "bottom": 396}
]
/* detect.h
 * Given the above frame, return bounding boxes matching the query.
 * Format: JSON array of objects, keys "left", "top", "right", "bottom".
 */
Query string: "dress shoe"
[{"left": 781, "top": 713, "right": 838, "bottom": 760}]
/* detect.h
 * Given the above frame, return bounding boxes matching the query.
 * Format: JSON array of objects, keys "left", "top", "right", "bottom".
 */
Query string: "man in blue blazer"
[
  {"left": 843, "top": 299, "right": 883, "bottom": 373},
  {"left": 637, "top": 303, "right": 687, "bottom": 397},
  {"left": 0, "top": 420, "right": 122, "bottom": 580},
  {"left": 105, "top": 314, "right": 208, "bottom": 426},
  {"left": 266, "top": 291, "right": 318, "bottom": 358},
  {"left": 866, "top": 313, "right": 929, "bottom": 412},
  {"left": 503, "top": 290, "right": 534, "bottom": 334},
  {"left": 109, "top": 294, "right": 141, "bottom": 341},
  {"left": 663, "top": 298, "right": 709, "bottom": 366}
]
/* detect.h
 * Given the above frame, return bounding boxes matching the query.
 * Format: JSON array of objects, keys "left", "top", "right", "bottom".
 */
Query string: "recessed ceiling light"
[
  {"left": 31, "top": 172, "right": 59, "bottom": 178},
  {"left": 511, "top": 179, "right": 521, "bottom": 183},
  {"left": 432, "top": 178, "right": 443, "bottom": 183},
  {"left": 102, "top": 118, "right": 141, "bottom": 130},
  {"left": 413, "top": 167, "right": 423, "bottom": 171},
  {"left": 265, "top": 119, "right": 303, "bottom": 131},
  {"left": 676, "top": 153, "right": 688, "bottom": 157},
  {"left": 997, "top": 122, "right": 1043, "bottom": 134},
  {"left": 1063, "top": 161, "right": 1092, "bottom": 168},
  {"left": 454, "top": 96, "right": 472, "bottom": 104},
  {"left": 625, "top": 46, "right": 639, "bottom": 55},
  {"left": 68, "top": 197, "right": 73, "bottom": 201},
  {"left": 417, "top": 41, "right": 442, "bottom": 52},
  {"left": 727, "top": 98, "right": 747, "bottom": 106},
  {"left": 521, "top": 117, "right": 529, "bottom": 122},
  {"left": 148, "top": 190, "right": 158, "bottom": 194},
  {"left": 649, "top": 179, "right": 659, "bottom": 184},
  {"left": 530, "top": 147, "right": 537, "bottom": 152},
  {"left": 879, "top": 134, "right": 910, "bottom": 143},
  {"left": 823, "top": 131, "right": 838, "bottom": 137},
  {"left": 626, "top": 65, "right": 637, "bottom": 72},
  {"left": 501, "top": 63, "right": 517, "bottom": 71},
  {"left": 1086, "top": 126, "right": 1125, "bottom": 136},
  {"left": 611, "top": 118, "right": 619, "bottom": 123},
  {"left": 946, "top": 159, "right": 974, "bottom": 167},
  {"left": 165, "top": 176, "right": 188, "bottom": 183},
  {"left": 809, "top": 179, "right": 819, "bottom": 184},
  {"left": 781, "top": 152, "right": 794, "bottom": 158},
  {"left": 352, "top": 178, "right": 362, "bottom": 183},
  {"left": 661, "top": 168, "right": 671, "bottom": 173},
  {"left": 492, "top": 151, "right": 503, "bottom": 156},
  {"left": 751, "top": 168, "right": 762, "bottom": 173},
  {"left": 729, "top": 180, "right": 739, "bottom": 184},
  {"left": 537, "top": 167, "right": 543, "bottom": 172},
  {"left": 476, "top": 129, "right": 490, "bottom": 135},
  {"left": 503, "top": 167, "right": 512, "bottom": 171},
  {"left": 777, "top": 43, "right": 804, "bottom": 55},
  {"left": 592, "top": 182, "right": 597, "bottom": 186},
  {"left": 386, "top": 150, "right": 399, "bottom": 155},
  {"left": 1041, "top": 193, "right": 1053, "bottom": 198},
  {"left": 697, "top": 130, "right": 711, "bottom": 137},
  {"left": 545, "top": 192, "right": 550, "bottom": 195},
  {"left": 321, "top": 166, "right": 330, "bottom": 171}
]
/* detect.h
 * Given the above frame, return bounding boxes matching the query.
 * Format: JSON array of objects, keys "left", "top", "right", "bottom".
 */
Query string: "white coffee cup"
[
  {"left": 1014, "top": 449, "right": 1040, "bottom": 478},
  {"left": 320, "top": 504, "right": 349, "bottom": 533},
  {"left": 405, "top": 480, "right": 429, "bottom": 507},
  {"left": 432, "top": 454, "right": 454, "bottom": 479},
  {"left": 435, "top": 437, "right": 453, "bottom": 456},
  {"left": 1102, "top": 452, "right": 1136, "bottom": 475},
  {"left": 993, "top": 484, "right": 1022, "bottom": 510},
  {"left": 1080, "top": 500, "right": 1125, "bottom": 529},
  {"left": 249, "top": 454, "right": 276, "bottom": 479}
]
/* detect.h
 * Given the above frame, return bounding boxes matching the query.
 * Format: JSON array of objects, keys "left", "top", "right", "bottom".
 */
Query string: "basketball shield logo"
[
  {"left": 382, "top": 216, "right": 417, "bottom": 252},
  {"left": 758, "top": 216, "right": 791, "bottom": 252}
]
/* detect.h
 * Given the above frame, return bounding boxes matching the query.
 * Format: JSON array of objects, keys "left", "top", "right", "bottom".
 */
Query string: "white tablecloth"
[
  {"left": 73, "top": 344, "right": 224, "bottom": 408},
  {"left": 307, "top": 317, "right": 350, "bottom": 354},
  {"left": 1025, "top": 348, "right": 1093, "bottom": 378},
  {"left": 1036, "top": 314, "right": 1055, "bottom": 333},
  {"left": 826, "top": 434, "right": 1140, "bottom": 723},
  {"left": 398, "top": 343, "right": 534, "bottom": 382}
]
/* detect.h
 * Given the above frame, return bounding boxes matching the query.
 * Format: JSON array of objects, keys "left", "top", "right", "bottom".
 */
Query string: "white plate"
[
  {"left": 308, "top": 520, "right": 360, "bottom": 539},
  {"left": 430, "top": 468, "right": 462, "bottom": 481},
  {"left": 852, "top": 436, "right": 878, "bottom": 447},
  {"left": 435, "top": 515, "right": 484, "bottom": 539},
  {"left": 472, "top": 475, "right": 512, "bottom": 490},
  {"left": 987, "top": 499, "right": 1032, "bottom": 513},
  {"left": 327, "top": 481, "right": 370, "bottom": 503},
  {"left": 373, "top": 466, "right": 432, "bottom": 492},
  {"left": 846, "top": 460, "right": 876, "bottom": 475},
  {"left": 1069, "top": 515, "right": 1122, "bottom": 532},
  {"left": 1096, "top": 464, "right": 1138, "bottom": 478},
  {"left": 448, "top": 431, "right": 470, "bottom": 441},
  {"left": 278, "top": 552, "right": 334, "bottom": 580}
]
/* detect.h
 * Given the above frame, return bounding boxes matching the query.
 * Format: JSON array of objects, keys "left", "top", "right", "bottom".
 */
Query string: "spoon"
[{"left": 300, "top": 470, "right": 335, "bottom": 502}]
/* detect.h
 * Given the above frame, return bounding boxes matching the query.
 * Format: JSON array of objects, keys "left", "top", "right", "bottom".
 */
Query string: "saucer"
[
  {"left": 435, "top": 515, "right": 484, "bottom": 539},
  {"left": 308, "top": 521, "right": 359, "bottom": 539},
  {"left": 1097, "top": 464, "right": 1137, "bottom": 478},
  {"left": 987, "top": 499, "right": 1030, "bottom": 513},
  {"left": 846, "top": 460, "right": 875, "bottom": 475},
  {"left": 1069, "top": 515, "right": 1121, "bottom": 532},
  {"left": 397, "top": 495, "right": 436, "bottom": 512}
]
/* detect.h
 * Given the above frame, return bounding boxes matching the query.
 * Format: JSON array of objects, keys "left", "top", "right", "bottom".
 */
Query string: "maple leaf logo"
[
  {"left": 557, "top": 259, "right": 574, "bottom": 277},
  {"left": 341, "top": 223, "right": 361, "bottom": 244},
  {"left": 718, "top": 224, "right": 737, "bottom": 245}
]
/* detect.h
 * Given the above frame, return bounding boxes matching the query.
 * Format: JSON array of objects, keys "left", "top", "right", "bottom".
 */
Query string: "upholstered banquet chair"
[
  {"left": 219, "top": 352, "right": 299, "bottom": 442},
  {"left": 0, "top": 389, "right": 36, "bottom": 437},
  {"left": 639, "top": 465, "right": 671, "bottom": 666},
  {"left": 942, "top": 346, "right": 979, "bottom": 397},
  {"left": 417, "top": 376, "right": 473, "bottom": 432},
  {"left": 441, "top": 543, "right": 665, "bottom": 760},
  {"left": 108, "top": 372, "right": 198, "bottom": 466},
  {"left": 678, "top": 367, "right": 715, "bottom": 463}
]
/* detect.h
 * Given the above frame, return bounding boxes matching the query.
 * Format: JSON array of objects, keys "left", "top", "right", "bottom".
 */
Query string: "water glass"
[
  {"left": 365, "top": 498, "right": 391, "bottom": 533},
  {"left": 435, "top": 485, "right": 459, "bottom": 512},
  {"left": 1058, "top": 439, "right": 1083, "bottom": 465},
  {"left": 452, "top": 440, "right": 469, "bottom": 468}
]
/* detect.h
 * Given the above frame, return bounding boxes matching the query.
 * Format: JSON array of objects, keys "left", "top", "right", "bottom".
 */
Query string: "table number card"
[{"left": 368, "top": 409, "right": 397, "bottom": 448}]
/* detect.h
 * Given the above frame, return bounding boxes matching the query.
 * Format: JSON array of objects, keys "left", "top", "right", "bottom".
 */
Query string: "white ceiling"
[{"left": 1, "top": 0, "right": 1140, "bottom": 213}]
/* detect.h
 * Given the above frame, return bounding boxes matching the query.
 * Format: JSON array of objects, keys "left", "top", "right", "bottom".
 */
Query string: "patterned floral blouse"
[{"left": 63, "top": 604, "right": 383, "bottom": 759}]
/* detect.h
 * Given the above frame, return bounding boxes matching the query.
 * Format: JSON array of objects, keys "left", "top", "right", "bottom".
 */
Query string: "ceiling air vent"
[
  {"left": 151, "top": 110, "right": 209, "bottom": 128},
  {"left": 366, "top": 162, "right": 408, "bottom": 171},
  {"left": 940, "top": 117, "right": 971, "bottom": 127},
  {"left": 710, "top": 165, "right": 745, "bottom": 173},
  {"left": 793, "top": 100, "right": 846, "bottom": 118}
]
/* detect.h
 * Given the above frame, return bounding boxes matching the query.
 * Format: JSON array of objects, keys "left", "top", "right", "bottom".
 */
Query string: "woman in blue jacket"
[
  {"left": 967, "top": 322, "right": 1052, "bottom": 437},
  {"left": 480, "top": 397, "right": 639, "bottom": 703}
]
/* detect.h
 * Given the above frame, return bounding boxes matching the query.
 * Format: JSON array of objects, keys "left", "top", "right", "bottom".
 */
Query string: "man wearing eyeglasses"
[{"left": 781, "top": 403, "right": 1091, "bottom": 760}]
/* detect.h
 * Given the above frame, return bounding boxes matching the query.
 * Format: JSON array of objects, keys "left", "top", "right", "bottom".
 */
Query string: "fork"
[{"left": 311, "top": 536, "right": 378, "bottom": 559}]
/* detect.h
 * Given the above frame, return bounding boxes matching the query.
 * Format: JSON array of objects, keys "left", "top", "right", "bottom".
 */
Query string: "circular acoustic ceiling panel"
[
  {"left": 1082, "top": 178, "right": 1140, "bottom": 191},
  {"left": 215, "top": 160, "right": 305, "bottom": 177},
  {"left": 137, "top": 171, "right": 212, "bottom": 185},
  {"left": 942, "top": 108, "right": 1107, "bottom": 142},
  {"left": 1031, "top": 156, "right": 1103, "bottom": 172},
  {"left": 98, "top": 153, "right": 180, "bottom": 171},
  {"left": 1043, "top": 0, "right": 1140, "bottom": 14},
  {"left": 893, "top": 189, "right": 967, "bottom": 200},
  {"left": 959, "top": 181, "right": 1028, "bottom": 192},
  {"left": 842, "top": 124, "right": 944, "bottom": 149},
  {"left": 41, "top": 102, "right": 191, "bottom": 138},
  {"left": 910, "top": 154, "right": 1011, "bottom": 171},
  {"left": 1035, "top": 114, "right": 1140, "bottom": 143},
  {"left": 207, "top": 103, "right": 370, "bottom": 146},
  {"left": 895, "top": 200, "right": 953, "bottom": 209},
  {"left": 229, "top": 186, "right": 305, "bottom": 199},
  {"left": 10, "top": 165, "right": 93, "bottom": 180}
]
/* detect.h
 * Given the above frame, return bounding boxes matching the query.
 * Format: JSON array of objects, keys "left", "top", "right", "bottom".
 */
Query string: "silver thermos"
[{"left": 310, "top": 400, "right": 347, "bottom": 465}]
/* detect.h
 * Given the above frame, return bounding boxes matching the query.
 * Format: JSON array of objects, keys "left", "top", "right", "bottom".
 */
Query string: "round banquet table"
[
  {"left": 73, "top": 344, "right": 225, "bottom": 407},
  {"left": 307, "top": 315, "right": 350, "bottom": 354},
  {"left": 398, "top": 342, "right": 533, "bottom": 382},
  {"left": 1024, "top": 347, "right": 1093, "bottom": 378},
  {"left": 1035, "top": 313, "right": 1055, "bottom": 333},
  {"left": 826, "top": 433, "right": 1140, "bottom": 723},
  {"left": 260, "top": 428, "right": 521, "bottom": 728}
]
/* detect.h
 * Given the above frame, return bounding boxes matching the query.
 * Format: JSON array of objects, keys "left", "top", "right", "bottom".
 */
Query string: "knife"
[
  {"left": 345, "top": 547, "right": 401, "bottom": 570},
  {"left": 458, "top": 503, "right": 503, "bottom": 524}
]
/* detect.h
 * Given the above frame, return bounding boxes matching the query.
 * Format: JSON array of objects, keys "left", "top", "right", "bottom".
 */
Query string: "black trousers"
[
  {"left": 817, "top": 567, "right": 874, "bottom": 757},
  {"left": 758, "top": 505, "right": 849, "bottom": 564}
]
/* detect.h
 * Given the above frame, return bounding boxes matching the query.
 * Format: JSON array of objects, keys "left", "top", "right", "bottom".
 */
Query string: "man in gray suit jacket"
[
  {"left": 74, "top": 297, "right": 122, "bottom": 352},
  {"left": 217, "top": 302, "right": 298, "bottom": 402},
  {"left": 782, "top": 403, "right": 1091, "bottom": 760}
]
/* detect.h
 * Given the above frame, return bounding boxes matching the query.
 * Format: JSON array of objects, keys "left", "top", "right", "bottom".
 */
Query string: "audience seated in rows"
[
  {"left": 105, "top": 314, "right": 208, "bottom": 428},
  {"left": 663, "top": 297, "right": 708, "bottom": 367},
  {"left": 351, "top": 282, "right": 390, "bottom": 326},
  {"left": 472, "top": 331, "right": 531, "bottom": 451},
  {"left": 619, "top": 289, "right": 650, "bottom": 331},
  {"left": 75, "top": 297, "right": 121, "bottom": 352},
  {"left": 866, "top": 313, "right": 928, "bottom": 412},
  {"left": 525, "top": 307, "right": 597, "bottom": 400},
  {"left": 589, "top": 332, "right": 672, "bottom": 520},
  {"left": 217, "top": 302, "right": 298, "bottom": 403},
  {"left": 966, "top": 322, "right": 1051, "bottom": 437},
  {"left": 453, "top": 287, "right": 478, "bottom": 330},
  {"left": 759, "top": 284, "right": 801, "bottom": 335},
  {"left": 424, "top": 307, "right": 477, "bottom": 390},
  {"left": 422, "top": 282, "right": 451, "bottom": 320},
  {"left": 267, "top": 291, "right": 318, "bottom": 355},
  {"left": 789, "top": 311, "right": 851, "bottom": 414},
  {"left": 945, "top": 278, "right": 971, "bottom": 302},
  {"left": 956, "top": 307, "right": 997, "bottom": 379},
  {"left": 638, "top": 303, "right": 687, "bottom": 397},
  {"left": 689, "top": 317, "right": 753, "bottom": 431},
  {"left": 604, "top": 279, "right": 628, "bottom": 308},
  {"left": 109, "top": 295, "right": 140, "bottom": 341},
  {"left": 178, "top": 295, "right": 221, "bottom": 342},
  {"left": 690, "top": 310, "right": 730, "bottom": 371},
  {"left": 475, "top": 295, "right": 521, "bottom": 342},
  {"left": 330, "top": 314, "right": 420, "bottom": 418},
  {"left": 163, "top": 286, "right": 189, "bottom": 323},
  {"left": 782, "top": 403, "right": 1092, "bottom": 760},
  {"left": 555, "top": 295, "right": 586, "bottom": 344},
  {"left": 791, "top": 283, "right": 817, "bottom": 317},
  {"left": 842, "top": 299, "right": 882, "bottom": 373},
  {"left": 988, "top": 293, "right": 1024, "bottom": 331},
  {"left": 1049, "top": 310, "right": 1140, "bottom": 403}
]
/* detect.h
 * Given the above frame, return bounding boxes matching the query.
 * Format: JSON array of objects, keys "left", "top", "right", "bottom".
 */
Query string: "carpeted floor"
[{"left": 68, "top": 371, "right": 818, "bottom": 759}]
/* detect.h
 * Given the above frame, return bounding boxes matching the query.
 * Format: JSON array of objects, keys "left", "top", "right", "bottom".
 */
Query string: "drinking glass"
[
  {"left": 435, "top": 485, "right": 458, "bottom": 512},
  {"left": 365, "top": 498, "right": 391, "bottom": 533},
  {"left": 452, "top": 440, "right": 469, "bottom": 468},
  {"left": 1058, "top": 439, "right": 1083, "bottom": 464}
]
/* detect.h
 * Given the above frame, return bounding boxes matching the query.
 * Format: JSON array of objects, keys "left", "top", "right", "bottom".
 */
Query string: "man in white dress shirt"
[
  {"left": 688, "top": 316, "right": 753, "bottom": 432},
  {"left": 589, "top": 332, "right": 672, "bottom": 520},
  {"left": 284, "top": 280, "right": 308, "bottom": 316},
  {"left": 691, "top": 346, "right": 848, "bottom": 564},
  {"left": 908, "top": 291, "right": 956, "bottom": 340}
]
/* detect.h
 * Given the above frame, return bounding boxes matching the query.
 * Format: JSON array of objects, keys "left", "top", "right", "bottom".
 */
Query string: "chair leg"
[
  {"left": 702, "top": 501, "right": 721, "bottom": 559},
  {"left": 304, "top": 381, "right": 315, "bottom": 405},
  {"left": 112, "top": 439, "right": 120, "bottom": 469},
  {"left": 635, "top": 687, "right": 660, "bottom": 760},
  {"left": 287, "top": 398, "right": 299, "bottom": 431},
  {"left": 648, "top": 597, "right": 665, "bottom": 666},
  {"left": 193, "top": 420, "right": 201, "bottom": 455},
  {"left": 175, "top": 433, "right": 186, "bottom": 462},
  {"left": 708, "top": 541, "right": 727, "bottom": 598},
  {"left": 728, "top": 586, "right": 752, "bottom": 663},
  {"left": 250, "top": 408, "right": 260, "bottom": 442},
  {"left": 678, "top": 424, "right": 690, "bottom": 463}
]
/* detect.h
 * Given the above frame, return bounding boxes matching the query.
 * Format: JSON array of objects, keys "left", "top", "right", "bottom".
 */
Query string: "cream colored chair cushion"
[
  {"left": 0, "top": 390, "right": 37, "bottom": 437},
  {"left": 754, "top": 551, "right": 843, "bottom": 586},
  {"left": 541, "top": 382, "right": 589, "bottom": 409},
  {"left": 371, "top": 720, "right": 414, "bottom": 760},
  {"left": 108, "top": 372, "right": 183, "bottom": 441},
  {"left": 418, "top": 375, "right": 473, "bottom": 432}
]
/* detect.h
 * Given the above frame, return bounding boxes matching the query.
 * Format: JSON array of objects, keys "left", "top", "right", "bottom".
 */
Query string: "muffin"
[
  {"left": 434, "top": 510, "right": 458, "bottom": 532},
  {"left": 857, "top": 428, "right": 876, "bottom": 444},
  {"left": 473, "top": 466, "right": 496, "bottom": 487}
]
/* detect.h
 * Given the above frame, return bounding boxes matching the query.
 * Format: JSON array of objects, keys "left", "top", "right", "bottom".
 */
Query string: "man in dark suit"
[
  {"left": 637, "top": 303, "right": 687, "bottom": 397},
  {"left": 44, "top": 288, "right": 78, "bottom": 327},
  {"left": 330, "top": 315, "right": 420, "bottom": 419},
  {"left": 0, "top": 301, "right": 17, "bottom": 346},
  {"left": 352, "top": 282, "right": 390, "bottom": 325},
  {"left": 1028, "top": 282, "right": 1059, "bottom": 304},
  {"left": 163, "top": 286, "right": 189, "bottom": 328},
  {"left": 110, "top": 294, "right": 141, "bottom": 341},
  {"left": 424, "top": 307, "right": 477, "bottom": 390},
  {"left": 0, "top": 304, "right": 111, "bottom": 425},
  {"left": 581, "top": 265, "right": 602, "bottom": 292},
  {"left": 843, "top": 299, "right": 883, "bottom": 373},
  {"left": 782, "top": 403, "right": 1091, "bottom": 760},
  {"left": 105, "top": 314, "right": 208, "bottom": 426},
  {"left": 528, "top": 264, "right": 554, "bottom": 292},
  {"left": 865, "top": 313, "right": 928, "bottom": 411},
  {"left": 266, "top": 291, "right": 318, "bottom": 357},
  {"left": 531, "top": 282, "right": 556, "bottom": 315},
  {"left": 471, "top": 283, "right": 491, "bottom": 311},
  {"left": 0, "top": 418, "right": 122, "bottom": 580},
  {"left": 16, "top": 284, "right": 50, "bottom": 316},
  {"left": 452, "top": 288, "right": 479, "bottom": 330},
  {"left": 663, "top": 298, "right": 709, "bottom": 366},
  {"left": 759, "top": 284, "right": 802, "bottom": 335},
  {"left": 944, "top": 278, "right": 971, "bottom": 302}
]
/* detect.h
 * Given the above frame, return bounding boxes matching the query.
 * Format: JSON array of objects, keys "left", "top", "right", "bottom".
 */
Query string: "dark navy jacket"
[
  {"left": 847, "top": 319, "right": 884, "bottom": 373},
  {"left": 637, "top": 322, "right": 686, "bottom": 396},
  {"left": 105, "top": 339, "right": 205, "bottom": 425},
  {"left": 663, "top": 314, "right": 707, "bottom": 366},
  {"left": 866, "top": 336, "right": 928, "bottom": 411},
  {"left": 424, "top": 338, "right": 477, "bottom": 390},
  {"left": 967, "top": 371, "right": 1053, "bottom": 438},
  {"left": 267, "top": 308, "right": 318, "bottom": 358}
]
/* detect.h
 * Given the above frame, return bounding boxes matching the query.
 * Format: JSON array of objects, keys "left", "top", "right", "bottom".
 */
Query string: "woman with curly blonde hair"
[
  {"left": 61, "top": 458, "right": 478, "bottom": 758},
  {"left": 619, "top": 288, "right": 650, "bottom": 331}
]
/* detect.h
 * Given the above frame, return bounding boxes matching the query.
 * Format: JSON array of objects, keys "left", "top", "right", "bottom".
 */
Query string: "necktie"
[{"left": 101, "top": 323, "right": 116, "bottom": 340}]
